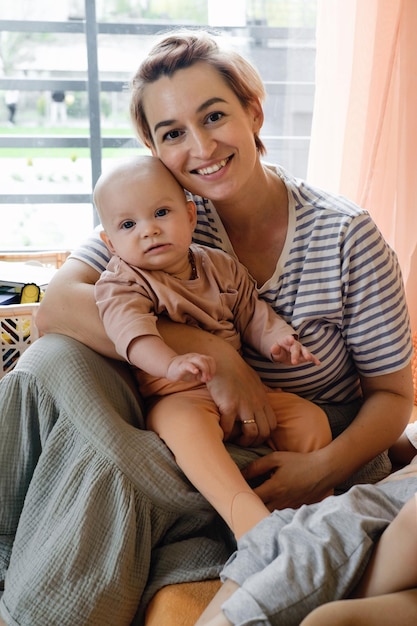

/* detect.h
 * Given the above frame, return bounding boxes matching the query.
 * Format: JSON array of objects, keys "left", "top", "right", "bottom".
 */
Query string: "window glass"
[{"left": 0, "top": 0, "right": 317, "bottom": 250}]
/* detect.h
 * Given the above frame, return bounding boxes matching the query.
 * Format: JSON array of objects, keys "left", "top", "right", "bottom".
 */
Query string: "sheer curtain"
[{"left": 307, "top": 0, "right": 417, "bottom": 331}]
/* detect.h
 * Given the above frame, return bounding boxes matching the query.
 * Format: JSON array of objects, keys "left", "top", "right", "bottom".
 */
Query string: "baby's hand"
[
  {"left": 270, "top": 335, "right": 320, "bottom": 366},
  {"left": 166, "top": 353, "right": 216, "bottom": 383}
]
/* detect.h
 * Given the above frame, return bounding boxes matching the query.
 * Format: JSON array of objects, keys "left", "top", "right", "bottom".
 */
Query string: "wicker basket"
[{"left": 0, "top": 304, "right": 40, "bottom": 379}]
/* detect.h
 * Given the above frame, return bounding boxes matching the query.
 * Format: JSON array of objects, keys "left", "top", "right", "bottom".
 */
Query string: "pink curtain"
[{"left": 308, "top": 0, "right": 417, "bottom": 331}]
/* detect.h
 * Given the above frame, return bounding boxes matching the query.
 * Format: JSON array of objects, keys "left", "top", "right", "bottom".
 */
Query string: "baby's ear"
[
  {"left": 99, "top": 230, "right": 116, "bottom": 254},
  {"left": 187, "top": 200, "right": 197, "bottom": 228}
]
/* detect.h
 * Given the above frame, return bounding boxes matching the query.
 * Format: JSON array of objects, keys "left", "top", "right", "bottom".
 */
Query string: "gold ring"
[{"left": 241, "top": 419, "right": 256, "bottom": 425}]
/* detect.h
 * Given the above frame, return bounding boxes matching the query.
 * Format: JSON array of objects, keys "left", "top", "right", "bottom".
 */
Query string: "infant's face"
[{"left": 100, "top": 163, "right": 196, "bottom": 273}]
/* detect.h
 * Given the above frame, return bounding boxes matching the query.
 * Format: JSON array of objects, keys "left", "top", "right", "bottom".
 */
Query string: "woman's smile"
[{"left": 192, "top": 155, "right": 233, "bottom": 176}]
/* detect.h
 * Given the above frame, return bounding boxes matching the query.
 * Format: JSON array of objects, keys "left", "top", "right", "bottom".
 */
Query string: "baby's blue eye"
[
  {"left": 121, "top": 220, "right": 135, "bottom": 230},
  {"left": 155, "top": 208, "right": 169, "bottom": 218}
]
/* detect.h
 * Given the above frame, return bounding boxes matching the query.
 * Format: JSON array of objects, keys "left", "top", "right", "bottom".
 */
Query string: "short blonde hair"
[{"left": 130, "top": 30, "right": 266, "bottom": 155}]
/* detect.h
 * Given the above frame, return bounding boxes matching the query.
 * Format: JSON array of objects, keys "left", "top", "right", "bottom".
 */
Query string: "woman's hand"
[
  {"left": 244, "top": 365, "right": 414, "bottom": 510},
  {"left": 158, "top": 319, "right": 276, "bottom": 446},
  {"left": 242, "top": 449, "right": 331, "bottom": 510},
  {"left": 206, "top": 358, "right": 277, "bottom": 446}
]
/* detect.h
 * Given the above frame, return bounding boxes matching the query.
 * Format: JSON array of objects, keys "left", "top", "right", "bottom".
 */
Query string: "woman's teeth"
[{"left": 196, "top": 157, "right": 229, "bottom": 175}]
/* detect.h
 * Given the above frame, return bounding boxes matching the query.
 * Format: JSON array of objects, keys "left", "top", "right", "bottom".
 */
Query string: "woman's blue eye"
[{"left": 121, "top": 220, "right": 135, "bottom": 230}]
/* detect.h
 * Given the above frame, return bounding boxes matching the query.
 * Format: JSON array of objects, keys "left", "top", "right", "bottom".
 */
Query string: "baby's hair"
[{"left": 93, "top": 155, "right": 182, "bottom": 222}]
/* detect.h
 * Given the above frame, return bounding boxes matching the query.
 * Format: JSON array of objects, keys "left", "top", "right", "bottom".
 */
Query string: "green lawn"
[{"left": 0, "top": 125, "right": 142, "bottom": 159}]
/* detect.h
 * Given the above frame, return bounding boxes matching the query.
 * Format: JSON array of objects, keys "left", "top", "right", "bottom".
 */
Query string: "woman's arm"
[
  {"left": 327, "top": 365, "right": 414, "bottom": 483},
  {"left": 36, "top": 257, "right": 120, "bottom": 358},
  {"left": 243, "top": 364, "right": 414, "bottom": 509},
  {"left": 38, "top": 259, "right": 276, "bottom": 442}
]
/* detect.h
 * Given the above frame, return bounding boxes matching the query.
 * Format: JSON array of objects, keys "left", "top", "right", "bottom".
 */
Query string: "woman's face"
[{"left": 141, "top": 62, "right": 263, "bottom": 202}]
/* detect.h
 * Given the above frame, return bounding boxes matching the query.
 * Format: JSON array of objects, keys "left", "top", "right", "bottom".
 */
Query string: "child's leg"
[
  {"left": 147, "top": 389, "right": 270, "bottom": 539},
  {"left": 351, "top": 492, "right": 417, "bottom": 598},
  {"left": 195, "top": 579, "right": 238, "bottom": 626},
  {"left": 299, "top": 590, "right": 417, "bottom": 626},
  {"left": 266, "top": 390, "right": 332, "bottom": 453},
  {"left": 266, "top": 392, "right": 333, "bottom": 501}
]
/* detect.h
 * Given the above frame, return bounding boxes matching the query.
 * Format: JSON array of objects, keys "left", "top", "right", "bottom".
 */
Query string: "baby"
[{"left": 94, "top": 155, "right": 332, "bottom": 538}]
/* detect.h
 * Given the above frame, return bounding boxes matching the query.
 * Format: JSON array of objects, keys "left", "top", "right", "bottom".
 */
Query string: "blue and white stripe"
[{"left": 72, "top": 165, "right": 412, "bottom": 404}]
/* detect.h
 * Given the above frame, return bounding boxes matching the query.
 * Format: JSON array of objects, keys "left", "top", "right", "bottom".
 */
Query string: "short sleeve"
[{"left": 70, "top": 229, "right": 111, "bottom": 274}]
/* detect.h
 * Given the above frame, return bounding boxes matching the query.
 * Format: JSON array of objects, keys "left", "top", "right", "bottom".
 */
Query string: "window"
[{"left": 0, "top": 0, "right": 317, "bottom": 251}]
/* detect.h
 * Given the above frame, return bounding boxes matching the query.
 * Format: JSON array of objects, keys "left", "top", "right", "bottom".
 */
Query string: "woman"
[
  {"left": 45, "top": 30, "right": 412, "bottom": 500},
  {"left": 0, "top": 30, "right": 413, "bottom": 626}
]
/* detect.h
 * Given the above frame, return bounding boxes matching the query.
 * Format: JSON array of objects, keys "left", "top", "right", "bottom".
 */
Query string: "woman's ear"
[
  {"left": 249, "top": 98, "right": 264, "bottom": 133},
  {"left": 100, "top": 230, "right": 116, "bottom": 255}
]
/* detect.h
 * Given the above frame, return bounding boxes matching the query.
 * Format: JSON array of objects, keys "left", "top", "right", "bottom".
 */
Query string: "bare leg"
[
  {"left": 194, "top": 579, "right": 239, "bottom": 626},
  {"left": 147, "top": 390, "right": 270, "bottom": 539},
  {"left": 300, "top": 590, "right": 417, "bottom": 626},
  {"left": 352, "top": 494, "right": 417, "bottom": 597},
  {"left": 195, "top": 612, "right": 232, "bottom": 626}
]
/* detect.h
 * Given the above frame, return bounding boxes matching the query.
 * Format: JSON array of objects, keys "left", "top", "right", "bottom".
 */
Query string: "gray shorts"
[{"left": 221, "top": 475, "right": 417, "bottom": 625}]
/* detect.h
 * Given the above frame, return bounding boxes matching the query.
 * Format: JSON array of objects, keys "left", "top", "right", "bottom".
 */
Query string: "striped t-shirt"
[{"left": 73, "top": 164, "right": 412, "bottom": 404}]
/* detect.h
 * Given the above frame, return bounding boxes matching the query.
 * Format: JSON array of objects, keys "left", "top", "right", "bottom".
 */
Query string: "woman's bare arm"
[{"left": 36, "top": 257, "right": 119, "bottom": 358}]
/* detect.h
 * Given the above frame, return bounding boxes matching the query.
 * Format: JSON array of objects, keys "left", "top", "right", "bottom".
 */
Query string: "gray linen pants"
[
  {"left": 0, "top": 334, "right": 398, "bottom": 625},
  {"left": 0, "top": 335, "right": 257, "bottom": 625}
]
